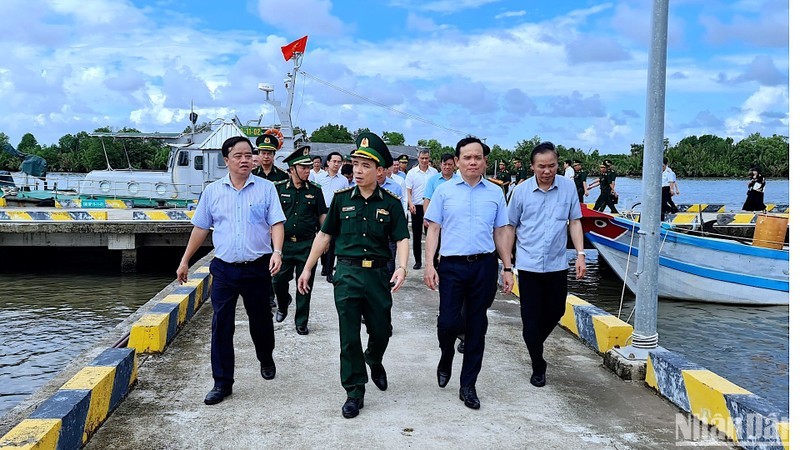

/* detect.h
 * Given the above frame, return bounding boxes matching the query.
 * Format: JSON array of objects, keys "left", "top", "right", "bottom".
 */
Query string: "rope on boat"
[{"left": 617, "top": 227, "right": 636, "bottom": 320}]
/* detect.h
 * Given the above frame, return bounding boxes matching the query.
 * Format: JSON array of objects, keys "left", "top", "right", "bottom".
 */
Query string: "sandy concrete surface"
[{"left": 86, "top": 266, "right": 705, "bottom": 449}]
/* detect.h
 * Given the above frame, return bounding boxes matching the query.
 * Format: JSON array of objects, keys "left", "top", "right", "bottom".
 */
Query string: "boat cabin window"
[
  {"left": 194, "top": 155, "right": 203, "bottom": 170},
  {"left": 177, "top": 151, "right": 189, "bottom": 167}
]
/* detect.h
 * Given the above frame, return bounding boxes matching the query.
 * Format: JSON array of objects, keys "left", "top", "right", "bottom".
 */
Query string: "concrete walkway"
[{"left": 88, "top": 266, "right": 691, "bottom": 449}]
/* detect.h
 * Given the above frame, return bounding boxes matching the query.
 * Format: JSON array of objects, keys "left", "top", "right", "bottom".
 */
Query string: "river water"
[{"left": 0, "top": 178, "right": 789, "bottom": 419}]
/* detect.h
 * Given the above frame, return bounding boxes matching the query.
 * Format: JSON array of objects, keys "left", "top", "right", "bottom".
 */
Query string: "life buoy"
[{"left": 264, "top": 128, "right": 284, "bottom": 149}]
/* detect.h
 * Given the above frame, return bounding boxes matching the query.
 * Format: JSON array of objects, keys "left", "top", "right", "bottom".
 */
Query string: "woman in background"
[{"left": 742, "top": 166, "right": 766, "bottom": 212}]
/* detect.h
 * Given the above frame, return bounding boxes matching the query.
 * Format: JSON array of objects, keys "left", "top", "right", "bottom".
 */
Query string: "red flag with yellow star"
[{"left": 281, "top": 36, "right": 308, "bottom": 61}]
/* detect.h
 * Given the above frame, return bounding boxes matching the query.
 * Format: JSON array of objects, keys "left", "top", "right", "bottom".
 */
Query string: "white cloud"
[
  {"left": 495, "top": 10, "right": 526, "bottom": 20},
  {"left": 390, "top": 0, "right": 500, "bottom": 14},
  {"left": 724, "top": 86, "right": 788, "bottom": 138},
  {"left": 257, "top": 0, "right": 345, "bottom": 36}
]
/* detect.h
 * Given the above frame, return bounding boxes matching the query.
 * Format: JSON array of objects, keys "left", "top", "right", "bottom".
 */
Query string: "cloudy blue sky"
[{"left": 0, "top": 0, "right": 789, "bottom": 154}]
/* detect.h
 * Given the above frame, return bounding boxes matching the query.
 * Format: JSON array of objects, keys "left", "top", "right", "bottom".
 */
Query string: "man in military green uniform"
[
  {"left": 252, "top": 134, "right": 289, "bottom": 182},
  {"left": 588, "top": 161, "right": 618, "bottom": 213},
  {"left": 298, "top": 132, "right": 410, "bottom": 419},
  {"left": 573, "top": 160, "right": 588, "bottom": 203},
  {"left": 272, "top": 145, "right": 327, "bottom": 335},
  {"left": 495, "top": 159, "right": 511, "bottom": 194},
  {"left": 512, "top": 157, "right": 529, "bottom": 184}
]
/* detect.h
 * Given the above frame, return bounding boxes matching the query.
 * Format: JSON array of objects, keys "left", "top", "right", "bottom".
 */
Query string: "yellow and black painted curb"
[
  {"left": 0, "top": 348, "right": 136, "bottom": 449},
  {"left": 128, "top": 264, "right": 211, "bottom": 354},
  {"left": 0, "top": 262, "right": 212, "bottom": 449},
  {"left": 0, "top": 209, "right": 195, "bottom": 221},
  {"left": 558, "top": 295, "right": 633, "bottom": 354},
  {"left": 646, "top": 348, "right": 789, "bottom": 449},
  {"left": 501, "top": 267, "right": 634, "bottom": 354}
]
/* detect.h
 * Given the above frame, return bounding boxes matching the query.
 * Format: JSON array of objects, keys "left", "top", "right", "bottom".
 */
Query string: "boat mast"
[{"left": 261, "top": 52, "right": 303, "bottom": 149}]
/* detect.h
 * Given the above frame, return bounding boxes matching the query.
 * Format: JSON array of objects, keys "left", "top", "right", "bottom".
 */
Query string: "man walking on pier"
[
  {"left": 406, "top": 149, "right": 438, "bottom": 269},
  {"left": 272, "top": 145, "right": 327, "bottom": 335},
  {"left": 177, "top": 136, "right": 285, "bottom": 406},
  {"left": 297, "top": 132, "right": 409, "bottom": 419},
  {"left": 423, "top": 136, "right": 513, "bottom": 410},
  {"left": 507, "top": 141, "right": 586, "bottom": 388}
]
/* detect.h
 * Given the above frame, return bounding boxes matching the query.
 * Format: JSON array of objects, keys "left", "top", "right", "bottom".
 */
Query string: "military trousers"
[
  {"left": 272, "top": 238, "right": 315, "bottom": 327},
  {"left": 332, "top": 263, "right": 393, "bottom": 398}
]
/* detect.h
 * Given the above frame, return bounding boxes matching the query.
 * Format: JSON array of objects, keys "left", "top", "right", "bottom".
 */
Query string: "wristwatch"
[
  {"left": 577, "top": 251, "right": 586, "bottom": 256},
  {"left": 274, "top": 250, "right": 283, "bottom": 256},
  {"left": 502, "top": 267, "right": 512, "bottom": 272}
]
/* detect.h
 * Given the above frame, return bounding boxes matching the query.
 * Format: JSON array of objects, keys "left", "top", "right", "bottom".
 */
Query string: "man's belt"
[
  {"left": 287, "top": 234, "right": 315, "bottom": 242},
  {"left": 440, "top": 252, "right": 493, "bottom": 263},
  {"left": 218, "top": 253, "right": 270, "bottom": 267},
  {"left": 337, "top": 257, "right": 388, "bottom": 268}
]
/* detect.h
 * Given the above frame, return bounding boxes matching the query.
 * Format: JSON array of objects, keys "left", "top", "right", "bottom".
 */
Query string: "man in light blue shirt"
[
  {"left": 423, "top": 137, "right": 513, "bottom": 410},
  {"left": 422, "top": 152, "right": 460, "bottom": 270},
  {"left": 507, "top": 141, "right": 586, "bottom": 389},
  {"left": 177, "top": 136, "right": 286, "bottom": 406}
]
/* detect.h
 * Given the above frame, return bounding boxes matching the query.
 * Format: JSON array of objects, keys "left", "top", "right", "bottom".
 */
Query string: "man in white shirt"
[
  {"left": 309, "top": 155, "right": 324, "bottom": 182},
  {"left": 405, "top": 149, "right": 438, "bottom": 269},
  {"left": 661, "top": 157, "right": 679, "bottom": 220},
  {"left": 316, "top": 152, "right": 349, "bottom": 281},
  {"left": 563, "top": 160, "right": 575, "bottom": 180}
]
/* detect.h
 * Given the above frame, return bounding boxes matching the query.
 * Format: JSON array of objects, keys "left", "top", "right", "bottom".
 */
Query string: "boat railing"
[{"left": 77, "top": 178, "right": 204, "bottom": 202}]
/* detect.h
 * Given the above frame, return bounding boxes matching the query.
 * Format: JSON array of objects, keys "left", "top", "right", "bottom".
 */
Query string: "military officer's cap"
[
  {"left": 351, "top": 132, "right": 393, "bottom": 168},
  {"left": 285, "top": 145, "right": 313, "bottom": 166},
  {"left": 256, "top": 133, "right": 280, "bottom": 152},
  {"left": 574, "top": 159, "right": 582, "bottom": 165},
  {"left": 397, "top": 154, "right": 409, "bottom": 163},
  {"left": 499, "top": 159, "right": 507, "bottom": 165},
  {"left": 603, "top": 159, "right": 613, "bottom": 167}
]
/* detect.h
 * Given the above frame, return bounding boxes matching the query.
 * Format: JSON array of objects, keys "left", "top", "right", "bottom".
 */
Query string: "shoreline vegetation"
[{"left": 0, "top": 124, "right": 788, "bottom": 179}]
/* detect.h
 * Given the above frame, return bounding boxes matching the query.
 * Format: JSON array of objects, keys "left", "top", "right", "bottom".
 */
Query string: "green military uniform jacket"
[
  {"left": 275, "top": 179, "right": 327, "bottom": 239},
  {"left": 321, "top": 185, "right": 409, "bottom": 261},
  {"left": 496, "top": 169, "right": 511, "bottom": 184},
  {"left": 574, "top": 170, "right": 587, "bottom": 195},
  {"left": 253, "top": 165, "right": 289, "bottom": 182},
  {"left": 515, "top": 167, "right": 529, "bottom": 183}
]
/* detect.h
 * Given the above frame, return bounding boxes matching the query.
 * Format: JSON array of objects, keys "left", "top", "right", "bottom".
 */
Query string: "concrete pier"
[{"left": 81, "top": 267, "right": 710, "bottom": 449}]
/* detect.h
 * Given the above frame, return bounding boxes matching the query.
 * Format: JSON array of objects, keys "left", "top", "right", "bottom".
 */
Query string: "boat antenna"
[{"left": 99, "top": 136, "right": 113, "bottom": 170}]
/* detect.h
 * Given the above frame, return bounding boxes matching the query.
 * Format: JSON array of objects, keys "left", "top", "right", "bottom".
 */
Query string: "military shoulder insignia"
[
  {"left": 380, "top": 186, "right": 401, "bottom": 201},
  {"left": 335, "top": 186, "right": 355, "bottom": 194},
  {"left": 309, "top": 181, "right": 322, "bottom": 188}
]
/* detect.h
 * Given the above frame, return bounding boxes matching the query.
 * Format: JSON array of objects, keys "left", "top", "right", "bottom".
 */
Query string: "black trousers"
[
  {"left": 577, "top": 190, "right": 585, "bottom": 204},
  {"left": 593, "top": 189, "right": 618, "bottom": 213},
  {"left": 518, "top": 269, "right": 568, "bottom": 375},
  {"left": 410, "top": 205, "right": 424, "bottom": 264},
  {"left": 209, "top": 257, "right": 275, "bottom": 388},
  {"left": 661, "top": 186, "right": 678, "bottom": 220},
  {"left": 437, "top": 256, "right": 497, "bottom": 388}
]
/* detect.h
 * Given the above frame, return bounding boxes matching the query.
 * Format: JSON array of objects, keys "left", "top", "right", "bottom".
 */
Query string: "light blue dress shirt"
[
  {"left": 380, "top": 176, "right": 404, "bottom": 199},
  {"left": 508, "top": 175, "right": 582, "bottom": 272},
  {"left": 192, "top": 173, "right": 286, "bottom": 264},
  {"left": 423, "top": 172, "right": 461, "bottom": 200},
  {"left": 424, "top": 177, "right": 509, "bottom": 256}
]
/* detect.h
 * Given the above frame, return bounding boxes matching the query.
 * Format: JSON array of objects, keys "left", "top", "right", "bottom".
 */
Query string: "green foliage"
[
  {"left": 309, "top": 123, "right": 353, "bottom": 143},
  {"left": 0, "top": 132, "right": 18, "bottom": 170},
  {"left": 381, "top": 131, "right": 405, "bottom": 146}
]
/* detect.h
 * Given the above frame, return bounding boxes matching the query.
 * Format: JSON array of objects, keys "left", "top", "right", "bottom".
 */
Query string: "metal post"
[{"left": 632, "top": 0, "right": 670, "bottom": 349}]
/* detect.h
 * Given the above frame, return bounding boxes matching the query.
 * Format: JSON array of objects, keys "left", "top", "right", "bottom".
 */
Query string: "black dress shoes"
[
  {"left": 530, "top": 372, "right": 546, "bottom": 387},
  {"left": 275, "top": 309, "right": 287, "bottom": 323},
  {"left": 296, "top": 325, "right": 309, "bottom": 335},
  {"left": 204, "top": 386, "right": 232, "bottom": 405},
  {"left": 261, "top": 364, "right": 276, "bottom": 380},
  {"left": 369, "top": 364, "right": 388, "bottom": 391},
  {"left": 459, "top": 386, "right": 480, "bottom": 409},
  {"left": 437, "top": 369, "right": 451, "bottom": 388},
  {"left": 413, "top": 262, "right": 422, "bottom": 270},
  {"left": 341, "top": 397, "right": 364, "bottom": 418},
  {"left": 457, "top": 339, "right": 465, "bottom": 354}
]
